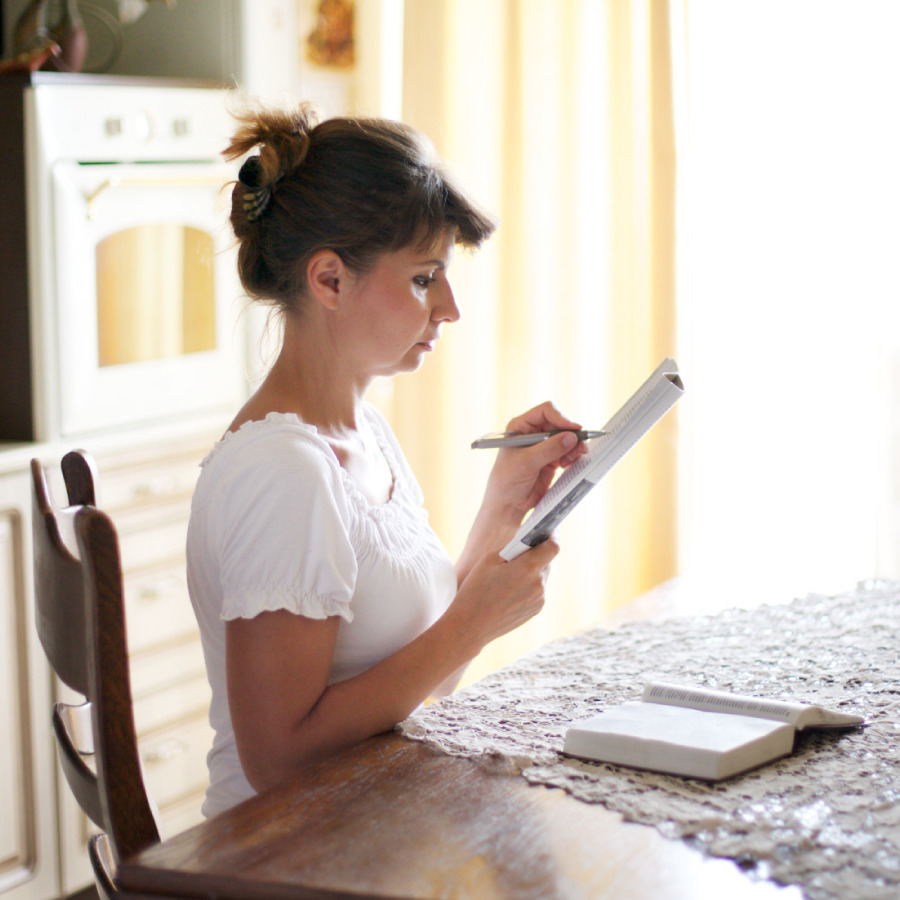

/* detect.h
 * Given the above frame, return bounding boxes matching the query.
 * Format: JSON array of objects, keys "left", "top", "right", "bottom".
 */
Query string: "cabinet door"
[{"left": 0, "top": 472, "right": 58, "bottom": 900}]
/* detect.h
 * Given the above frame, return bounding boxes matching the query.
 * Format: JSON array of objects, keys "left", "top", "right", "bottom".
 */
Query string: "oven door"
[{"left": 48, "top": 159, "right": 246, "bottom": 437}]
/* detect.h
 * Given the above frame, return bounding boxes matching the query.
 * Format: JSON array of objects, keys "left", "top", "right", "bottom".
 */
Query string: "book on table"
[
  {"left": 500, "top": 357, "right": 684, "bottom": 561},
  {"left": 563, "top": 682, "right": 865, "bottom": 782}
]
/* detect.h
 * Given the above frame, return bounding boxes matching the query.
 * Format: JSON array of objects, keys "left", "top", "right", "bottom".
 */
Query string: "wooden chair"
[{"left": 31, "top": 450, "right": 160, "bottom": 898}]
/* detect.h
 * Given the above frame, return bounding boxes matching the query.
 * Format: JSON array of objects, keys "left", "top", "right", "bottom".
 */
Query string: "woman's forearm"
[{"left": 239, "top": 607, "right": 481, "bottom": 792}]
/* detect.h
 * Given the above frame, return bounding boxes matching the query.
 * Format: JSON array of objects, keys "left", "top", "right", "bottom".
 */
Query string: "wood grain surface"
[{"left": 117, "top": 730, "right": 801, "bottom": 899}]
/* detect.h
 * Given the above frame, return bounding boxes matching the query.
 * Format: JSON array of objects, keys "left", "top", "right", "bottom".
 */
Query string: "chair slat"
[
  {"left": 89, "top": 834, "right": 117, "bottom": 900},
  {"left": 52, "top": 705, "right": 104, "bottom": 828},
  {"left": 31, "top": 459, "right": 89, "bottom": 695}
]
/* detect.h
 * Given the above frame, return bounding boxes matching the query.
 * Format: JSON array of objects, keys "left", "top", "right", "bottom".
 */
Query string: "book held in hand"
[
  {"left": 563, "top": 682, "right": 865, "bottom": 782},
  {"left": 500, "top": 358, "right": 684, "bottom": 561}
]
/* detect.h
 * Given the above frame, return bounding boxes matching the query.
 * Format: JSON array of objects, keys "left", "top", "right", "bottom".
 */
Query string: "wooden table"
[{"left": 118, "top": 578, "right": 807, "bottom": 900}]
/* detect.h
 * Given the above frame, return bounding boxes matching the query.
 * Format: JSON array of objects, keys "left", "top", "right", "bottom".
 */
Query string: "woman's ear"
[{"left": 306, "top": 250, "right": 346, "bottom": 310}]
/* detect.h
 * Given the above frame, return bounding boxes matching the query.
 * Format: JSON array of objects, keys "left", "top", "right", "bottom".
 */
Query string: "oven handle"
[{"left": 85, "top": 174, "right": 231, "bottom": 220}]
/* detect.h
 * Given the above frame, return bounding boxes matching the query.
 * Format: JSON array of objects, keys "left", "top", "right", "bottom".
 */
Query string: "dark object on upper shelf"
[
  {"left": 14, "top": 0, "right": 102, "bottom": 73},
  {"left": 0, "top": 39, "right": 60, "bottom": 73},
  {"left": 9, "top": 0, "right": 176, "bottom": 75},
  {"left": 2, "top": 0, "right": 234, "bottom": 81}
]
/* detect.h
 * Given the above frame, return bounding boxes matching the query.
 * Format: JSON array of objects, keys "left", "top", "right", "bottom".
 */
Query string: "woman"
[{"left": 187, "top": 99, "right": 588, "bottom": 817}]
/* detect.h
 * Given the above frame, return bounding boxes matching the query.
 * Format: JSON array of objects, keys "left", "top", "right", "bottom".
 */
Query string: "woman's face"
[{"left": 342, "top": 229, "right": 460, "bottom": 377}]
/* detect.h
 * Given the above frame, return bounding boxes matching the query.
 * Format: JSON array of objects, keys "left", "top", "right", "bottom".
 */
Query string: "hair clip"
[{"left": 239, "top": 156, "right": 277, "bottom": 223}]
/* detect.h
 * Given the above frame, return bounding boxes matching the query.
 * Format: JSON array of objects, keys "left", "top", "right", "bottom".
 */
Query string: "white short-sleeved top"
[{"left": 186, "top": 406, "right": 457, "bottom": 817}]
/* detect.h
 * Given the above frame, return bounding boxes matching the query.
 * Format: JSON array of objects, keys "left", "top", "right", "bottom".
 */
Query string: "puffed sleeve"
[{"left": 215, "top": 430, "right": 358, "bottom": 623}]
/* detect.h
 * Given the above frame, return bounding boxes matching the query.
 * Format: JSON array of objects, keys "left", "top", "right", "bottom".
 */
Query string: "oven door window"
[
  {"left": 96, "top": 223, "right": 216, "bottom": 367},
  {"left": 49, "top": 160, "right": 246, "bottom": 436}
]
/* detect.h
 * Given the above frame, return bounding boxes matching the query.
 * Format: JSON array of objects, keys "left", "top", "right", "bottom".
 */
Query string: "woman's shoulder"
[
  {"left": 200, "top": 412, "right": 339, "bottom": 482},
  {"left": 192, "top": 413, "right": 355, "bottom": 534}
]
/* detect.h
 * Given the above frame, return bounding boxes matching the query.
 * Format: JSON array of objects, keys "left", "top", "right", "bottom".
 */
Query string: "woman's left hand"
[
  {"left": 457, "top": 401, "right": 588, "bottom": 581},
  {"left": 484, "top": 401, "right": 589, "bottom": 515}
]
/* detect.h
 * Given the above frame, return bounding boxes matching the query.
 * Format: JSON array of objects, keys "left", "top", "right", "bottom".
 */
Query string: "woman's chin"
[{"left": 393, "top": 344, "right": 433, "bottom": 374}]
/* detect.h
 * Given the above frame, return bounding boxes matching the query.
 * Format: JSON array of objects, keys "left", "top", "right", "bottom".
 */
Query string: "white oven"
[{"left": 23, "top": 79, "right": 249, "bottom": 440}]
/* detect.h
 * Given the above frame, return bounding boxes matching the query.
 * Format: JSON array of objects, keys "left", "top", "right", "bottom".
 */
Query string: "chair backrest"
[{"left": 30, "top": 451, "right": 160, "bottom": 874}]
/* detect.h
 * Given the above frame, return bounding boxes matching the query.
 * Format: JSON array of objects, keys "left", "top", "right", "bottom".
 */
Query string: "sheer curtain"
[{"left": 378, "top": 0, "right": 679, "bottom": 680}]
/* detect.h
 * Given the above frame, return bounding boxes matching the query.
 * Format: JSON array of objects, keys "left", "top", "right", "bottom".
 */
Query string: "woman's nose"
[{"left": 433, "top": 279, "right": 460, "bottom": 323}]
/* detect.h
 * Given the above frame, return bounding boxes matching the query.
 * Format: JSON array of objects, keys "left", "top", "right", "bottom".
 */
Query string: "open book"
[
  {"left": 563, "top": 682, "right": 865, "bottom": 781},
  {"left": 500, "top": 358, "right": 684, "bottom": 561}
]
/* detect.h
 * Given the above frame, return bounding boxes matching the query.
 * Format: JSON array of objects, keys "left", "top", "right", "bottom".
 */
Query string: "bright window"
[{"left": 676, "top": 1, "right": 900, "bottom": 601}]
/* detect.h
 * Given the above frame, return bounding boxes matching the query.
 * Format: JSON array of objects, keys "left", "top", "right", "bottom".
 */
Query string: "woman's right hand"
[{"left": 447, "top": 538, "right": 560, "bottom": 653}]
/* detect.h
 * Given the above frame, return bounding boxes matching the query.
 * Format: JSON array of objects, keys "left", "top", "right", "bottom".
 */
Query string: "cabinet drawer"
[
  {"left": 98, "top": 452, "right": 204, "bottom": 514},
  {"left": 131, "top": 640, "right": 210, "bottom": 735},
  {"left": 115, "top": 501, "right": 193, "bottom": 572},
  {"left": 134, "top": 671, "right": 211, "bottom": 738},
  {"left": 158, "top": 790, "right": 206, "bottom": 839},
  {"left": 140, "top": 715, "right": 213, "bottom": 811},
  {"left": 124, "top": 562, "right": 197, "bottom": 654}
]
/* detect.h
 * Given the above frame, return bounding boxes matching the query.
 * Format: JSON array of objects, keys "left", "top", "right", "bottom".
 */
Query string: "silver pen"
[{"left": 471, "top": 429, "right": 607, "bottom": 449}]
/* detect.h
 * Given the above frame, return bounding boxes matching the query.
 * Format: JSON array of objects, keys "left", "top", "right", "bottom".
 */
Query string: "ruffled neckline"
[{"left": 202, "top": 409, "right": 402, "bottom": 512}]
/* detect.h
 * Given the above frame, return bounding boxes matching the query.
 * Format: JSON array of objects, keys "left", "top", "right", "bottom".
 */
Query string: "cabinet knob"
[
  {"left": 142, "top": 738, "right": 188, "bottom": 765},
  {"left": 132, "top": 476, "right": 177, "bottom": 499},
  {"left": 137, "top": 576, "right": 182, "bottom": 603}
]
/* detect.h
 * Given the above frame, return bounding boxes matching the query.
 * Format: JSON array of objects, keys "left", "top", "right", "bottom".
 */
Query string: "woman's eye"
[{"left": 414, "top": 275, "right": 436, "bottom": 288}]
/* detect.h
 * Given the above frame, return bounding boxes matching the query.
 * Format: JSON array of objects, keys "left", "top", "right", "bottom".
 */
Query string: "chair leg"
[{"left": 88, "top": 833, "right": 117, "bottom": 899}]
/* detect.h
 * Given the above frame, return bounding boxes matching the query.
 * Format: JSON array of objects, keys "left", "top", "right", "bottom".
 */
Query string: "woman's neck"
[
  {"left": 231, "top": 313, "right": 370, "bottom": 436},
  {"left": 229, "top": 314, "right": 394, "bottom": 503}
]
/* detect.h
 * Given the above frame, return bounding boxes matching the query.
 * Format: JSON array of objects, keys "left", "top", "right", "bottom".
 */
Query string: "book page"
[{"left": 643, "top": 683, "right": 864, "bottom": 729}]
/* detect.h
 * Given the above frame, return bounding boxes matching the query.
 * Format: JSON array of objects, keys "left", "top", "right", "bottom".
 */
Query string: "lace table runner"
[{"left": 399, "top": 581, "right": 900, "bottom": 900}]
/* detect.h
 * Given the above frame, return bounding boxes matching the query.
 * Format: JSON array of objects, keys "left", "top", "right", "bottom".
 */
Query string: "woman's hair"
[{"left": 223, "top": 99, "right": 497, "bottom": 314}]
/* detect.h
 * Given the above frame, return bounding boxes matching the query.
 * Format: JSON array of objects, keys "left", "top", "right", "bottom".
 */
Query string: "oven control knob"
[{"left": 131, "top": 112, "right": 153, "bottom": 142}]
